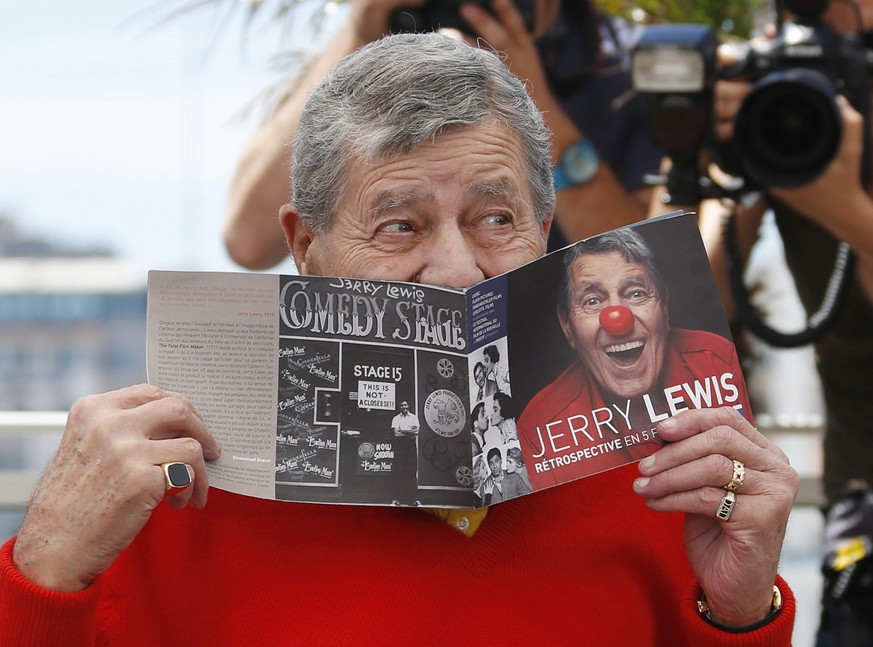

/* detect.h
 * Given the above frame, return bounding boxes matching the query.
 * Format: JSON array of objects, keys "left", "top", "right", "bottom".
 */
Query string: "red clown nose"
[{"left": 599, "top": 305, "right": 634, "bottom": 336}]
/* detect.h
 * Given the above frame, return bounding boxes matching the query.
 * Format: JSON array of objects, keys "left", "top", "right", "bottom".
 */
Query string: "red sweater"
[{"left": 0, "top": 464, "right": 794, "bottom": 646}]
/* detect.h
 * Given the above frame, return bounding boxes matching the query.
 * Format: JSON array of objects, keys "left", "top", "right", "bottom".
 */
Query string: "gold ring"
[
  {"left": 724, "top": 459, "right": 745, "bottom": 493},
  {"left": 161, "top": 462, "right": 192, "bottom": 493},
  {"left": 715, "top": 490, "right": 736, "bottom": 522}
]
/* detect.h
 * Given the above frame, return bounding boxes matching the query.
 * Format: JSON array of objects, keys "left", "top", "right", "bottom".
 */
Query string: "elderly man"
[
  {"left": 517, "top": 228, "right": 749, "bottom": 488},
  {"left": 1, "top": 34, "right": 797, "bottom": 644}
]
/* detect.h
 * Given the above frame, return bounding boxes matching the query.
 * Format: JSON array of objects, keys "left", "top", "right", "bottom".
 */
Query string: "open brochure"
[{"left": 147, "top": 211, "right": 751, "bottom": 509}]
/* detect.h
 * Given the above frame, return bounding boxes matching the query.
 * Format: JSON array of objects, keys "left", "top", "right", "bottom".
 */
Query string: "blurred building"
[
  {"left": 0, "top": 216, "right": 147, "bottom": 410},
  {"left": 0, "top": 216, "right": 148, "bottom": 538}
]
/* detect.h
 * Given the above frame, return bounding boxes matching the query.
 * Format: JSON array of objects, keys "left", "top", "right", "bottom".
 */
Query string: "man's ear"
[
  {"left": 280, "top": 204, "right": 315, "bottom": 275},
  {"left": 536, "top": 211, "right": 553, "bottom": 255},
  {"left": 541, "top": 211, "right": 554, "bottom": 242}
]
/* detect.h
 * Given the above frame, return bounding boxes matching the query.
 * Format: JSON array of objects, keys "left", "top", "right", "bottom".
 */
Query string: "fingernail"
[
  {"left": 639, "top": 456, "right": 655, "bottom": 472},
  {"left": 633, "top": 477, "right": 649, "bottom": 491}
]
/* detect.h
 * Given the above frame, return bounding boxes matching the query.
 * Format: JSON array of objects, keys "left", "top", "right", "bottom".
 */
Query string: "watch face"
[{"left": 564, "top": 139, "right": 600, "bottom": 184}]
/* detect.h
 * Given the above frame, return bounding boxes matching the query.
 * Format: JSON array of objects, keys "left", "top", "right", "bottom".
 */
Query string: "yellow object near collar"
[{"left": 427, "top": 507, "right": 489, "bottom": 538}]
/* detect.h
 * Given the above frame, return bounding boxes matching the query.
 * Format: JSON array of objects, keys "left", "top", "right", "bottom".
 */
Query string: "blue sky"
[{"left": 0, "top": 0, "right": 336, "bottom": 275}]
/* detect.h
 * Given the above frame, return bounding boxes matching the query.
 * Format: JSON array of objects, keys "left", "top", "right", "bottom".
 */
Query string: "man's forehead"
[
  {"left": 571, "top": 255, "right": 653, "bottom": 287},
  {"left": 367, "top": 175, "right": 522, "bottom": 212},
  {"left": 346, "top": 125, "right": 530, "bottom": 202}
]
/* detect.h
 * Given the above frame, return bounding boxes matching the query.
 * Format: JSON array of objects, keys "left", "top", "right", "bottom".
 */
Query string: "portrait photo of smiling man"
[{"left": 515, "top": 218, "right": 752, "bottom": 490}]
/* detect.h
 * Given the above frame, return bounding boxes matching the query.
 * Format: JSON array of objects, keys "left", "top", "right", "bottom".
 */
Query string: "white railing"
[
  {"left": 0, "top": 411, "right": 826, "bottom": 508},
  {"left": 0, "top": 411, "right": 67, "bottom": 508},
  {"left": 756, "top": 412, "right": 826, "bottom": 509}
]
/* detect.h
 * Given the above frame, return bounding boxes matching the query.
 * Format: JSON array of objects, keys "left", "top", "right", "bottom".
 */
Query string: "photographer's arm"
[
  {"left": 547, "top": 102, "right": 652, "bottom": 239},
  {"left": 462, "top": 0, "right": 649, "bottom": 240},
  {"left": 223, "top": 0, "right": 417, "bottom": 270},
  {"left": 548, "top": 110, "right": 651, "bottom": 238}
]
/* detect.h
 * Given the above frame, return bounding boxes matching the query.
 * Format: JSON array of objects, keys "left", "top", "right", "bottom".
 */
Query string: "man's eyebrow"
[
  {"left": 370, "top": 178, "right": 516, "bottom": 217},
  {"left": 571, "top": 280, "right": 605, "bottom": 300},
  {"left": 371, "top": 189, "right": 431, "bottom": 217},
  {"left": 618, "top": 274, "right": 653, "bottom": 290},
  {"left": 467, "top": 177, "right": 514, "bottom": 198}
]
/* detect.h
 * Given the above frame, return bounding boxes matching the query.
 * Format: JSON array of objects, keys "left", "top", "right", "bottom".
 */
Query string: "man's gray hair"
[
  {"left": 291, "top": 32, "right": 555, "bottom": 231},
  {"left": 557, "top": 228, "right": 667, "bottom": 313}
]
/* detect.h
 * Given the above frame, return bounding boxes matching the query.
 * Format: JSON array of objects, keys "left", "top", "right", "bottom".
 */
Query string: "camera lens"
[{"left": 734, "top": 68, "right": 841, "bottom": 187}]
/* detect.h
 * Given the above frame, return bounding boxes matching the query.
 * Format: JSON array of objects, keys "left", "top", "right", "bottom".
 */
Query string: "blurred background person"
[
  {"left": 637, "top": 1, "right": 873, "bottom": 641},
  {"left": 222, "top": 0, "right": 663, "bottom": 270}
]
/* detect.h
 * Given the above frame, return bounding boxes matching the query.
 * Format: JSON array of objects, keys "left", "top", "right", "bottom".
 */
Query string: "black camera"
[
  {"left": 632, "top": 0, "right": 873, "bottom": 200},
  {"left": 632, "top": 2, "right": 873, "bottom": 348},
  {"left": 390, "top": 0, "right": 536, "bottom": 36}
]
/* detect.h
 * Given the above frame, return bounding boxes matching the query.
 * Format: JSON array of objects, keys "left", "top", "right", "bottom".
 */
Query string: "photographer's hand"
[
  {"left": 712, "top": 42, "right": 756, "bottom": 143},
  {"left": 769, "top": 96, "right": 873, "bottom": 302},
  {"left": 460, "top": 0, "right": 550, "bottom": 105},
  {"left": 713, "top": 83, "right": 752, "bottom": 144},
  {"left": 769, "top": 96, "right": 866, "bottom": 227}
]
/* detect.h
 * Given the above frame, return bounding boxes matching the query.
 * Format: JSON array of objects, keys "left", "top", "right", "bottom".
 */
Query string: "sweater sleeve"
[
  {"left": 0, "top": 537, "right": 102, "bottom": 647},
  {"left": 680, "top": 575, "right": 796, "bottom": 646}
]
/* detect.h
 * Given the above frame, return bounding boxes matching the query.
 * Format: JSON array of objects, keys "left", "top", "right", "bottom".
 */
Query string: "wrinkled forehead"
[{"left": 569, "top": 253, "right": 656, "bottom": 290}]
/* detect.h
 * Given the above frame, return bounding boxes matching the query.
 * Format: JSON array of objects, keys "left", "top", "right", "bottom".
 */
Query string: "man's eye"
[
  {"left": 378, "top": 221, "right": 415, "bottom": 233},
  {"left": 627, "top": 289, "right": 651, "bottom": 303},
  {"left": 581, "top": 296, "right": 603, "bottom": 310},
  {"left": 482, "top": 213, "right": 511, "bottom": 226}
]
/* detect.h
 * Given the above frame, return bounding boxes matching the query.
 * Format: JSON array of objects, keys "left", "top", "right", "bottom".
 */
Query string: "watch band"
[
  {"left": 552, "top": 137, "right": 600, "bottom": 190},
  {"left": 697, "top": 585, "right": 783, "bottom": 633}
]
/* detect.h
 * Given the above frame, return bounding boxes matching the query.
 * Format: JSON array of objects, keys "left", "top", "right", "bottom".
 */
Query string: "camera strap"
[{"left": 723, "top": 210, "right": 855, "bottom": 348}]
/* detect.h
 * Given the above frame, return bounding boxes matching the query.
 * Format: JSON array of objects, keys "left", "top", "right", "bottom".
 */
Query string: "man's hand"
[
  {"left": 13, "top": 385, "right": 221, "bottom": 593},
  {"left": 712, "top": 45, "right": 753, "bottom": 143},
  {"left": 632, "top": 407, "right": 798, "bottom": 628}
]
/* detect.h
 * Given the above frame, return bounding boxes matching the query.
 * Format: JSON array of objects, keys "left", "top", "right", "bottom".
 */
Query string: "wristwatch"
[
  {"left": 697, "top": 584, "right": 783, "bottom": 632},
  {"left": 552, "top": 137, "right": 600, "bottom": 190}
]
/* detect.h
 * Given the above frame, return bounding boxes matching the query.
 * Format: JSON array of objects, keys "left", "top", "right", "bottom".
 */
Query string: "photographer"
[
  {"left": 223, "top": 0, "right": 663, "bottom": 269},
  {"left": 667, "top": 1, "right": 873, "bottom": 642}
]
